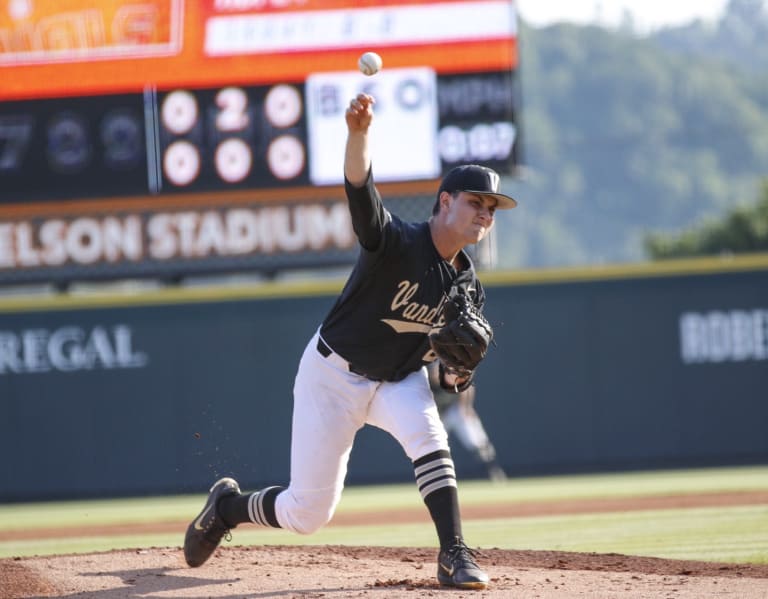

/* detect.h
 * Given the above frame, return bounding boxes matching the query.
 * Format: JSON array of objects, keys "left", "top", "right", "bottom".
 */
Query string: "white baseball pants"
[{"left": 273, "top": 331, "right": 449, "bottom": 534}]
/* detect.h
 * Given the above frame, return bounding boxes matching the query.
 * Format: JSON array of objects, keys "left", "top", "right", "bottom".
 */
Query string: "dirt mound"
[{"left": 3, "top": 545, "right": 768, "bottom": 599}]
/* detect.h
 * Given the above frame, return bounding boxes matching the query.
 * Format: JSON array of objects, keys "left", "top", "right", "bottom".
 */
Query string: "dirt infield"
[
  {"left": 3, "top": 491, "right": 768, "bottom": 598},
  {"left": 4, "top": 545, "right": 768, "bottom": 599}
]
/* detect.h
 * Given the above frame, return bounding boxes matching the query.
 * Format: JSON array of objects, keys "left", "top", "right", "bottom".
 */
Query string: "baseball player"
[
  {"left": 183, "top": 93, "right": 517, "bottom": 591},
  {"left": 427, "top": 362, "right": 507, "bottom": 481}
]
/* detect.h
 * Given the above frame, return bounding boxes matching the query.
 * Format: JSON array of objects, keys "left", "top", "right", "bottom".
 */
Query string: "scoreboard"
[{"left": 0, "top": 0, "right": 520, "bottom": 284}]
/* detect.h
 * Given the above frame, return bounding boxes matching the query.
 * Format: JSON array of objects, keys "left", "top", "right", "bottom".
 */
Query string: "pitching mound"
[{"left": 3, "top": 545, "right": 768, "bottom": 598}]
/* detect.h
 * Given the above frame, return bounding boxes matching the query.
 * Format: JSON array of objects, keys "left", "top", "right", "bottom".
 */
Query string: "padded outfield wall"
[{"left": 1, "top": 255, "right": 767, "bottom": 502}]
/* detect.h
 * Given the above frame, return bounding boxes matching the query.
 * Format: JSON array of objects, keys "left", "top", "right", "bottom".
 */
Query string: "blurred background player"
[{"left": 428, "top": 362, "right": 507, "bottom": 482}]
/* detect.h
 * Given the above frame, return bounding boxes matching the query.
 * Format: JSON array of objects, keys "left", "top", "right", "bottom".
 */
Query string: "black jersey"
[{"left": 320, "top": 170, "right": 485, "bottom": 382}]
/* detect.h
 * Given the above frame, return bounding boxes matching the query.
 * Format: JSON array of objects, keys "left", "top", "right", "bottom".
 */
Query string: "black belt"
[
  {"left": 316, "top": 337, "right": 382, "bottom": 382},
  {"left": 316, "top": 336, "right": 333, "bottom": 359}
]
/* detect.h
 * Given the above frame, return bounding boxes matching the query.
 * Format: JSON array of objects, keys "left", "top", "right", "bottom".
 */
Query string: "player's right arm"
[
  {"left": 343, "top": 93, "right": 389, "bottom": 251},
  {"left": 344, "top": 93, "right": 374, "bottom": 186}
]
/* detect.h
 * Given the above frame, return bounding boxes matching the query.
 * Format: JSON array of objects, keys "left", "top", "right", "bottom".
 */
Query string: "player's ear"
[{"left": 440, "top": 191, "right": 453, "bottom": 212}]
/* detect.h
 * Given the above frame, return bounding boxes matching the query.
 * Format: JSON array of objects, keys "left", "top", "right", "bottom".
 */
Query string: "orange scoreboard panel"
[{"left": 0, "top": 0, "right": 520, "bottom": 283}]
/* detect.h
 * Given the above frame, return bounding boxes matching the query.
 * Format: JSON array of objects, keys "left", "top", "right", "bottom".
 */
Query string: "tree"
[
  {"left": 644, "top": 180, "right": 768, "bottom": 258},
  {"left": 654, "top": 0, "right": 768, "bottom": 72},
  {"left": 499, "top": 22, "right": 768, "bottom": 268}
]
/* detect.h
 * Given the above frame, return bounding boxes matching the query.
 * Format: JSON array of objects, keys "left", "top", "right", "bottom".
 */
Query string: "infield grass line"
[
  {"left": 1, "top": 465, "right": 767, "bottom": 562},
  {"left": 1, "top": 504, "right": 766, "bottom": 564},
  {"left": 6, "top": 463, "right": 767, "bottom": 529}
]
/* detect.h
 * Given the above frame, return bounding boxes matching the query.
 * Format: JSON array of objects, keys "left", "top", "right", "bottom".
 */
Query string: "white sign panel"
[{"left": 306, "top": 67, "right": 439, "bottom": 185}]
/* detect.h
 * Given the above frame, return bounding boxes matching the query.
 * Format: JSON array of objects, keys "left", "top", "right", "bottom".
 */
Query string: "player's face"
[{"left": 446, "top": 192, "right": 496, "bottom": 244}]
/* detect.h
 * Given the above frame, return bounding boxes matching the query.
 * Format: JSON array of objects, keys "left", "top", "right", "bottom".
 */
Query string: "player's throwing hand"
[{"left": 345, "top": 93, "right": 375, "bottom": 133}]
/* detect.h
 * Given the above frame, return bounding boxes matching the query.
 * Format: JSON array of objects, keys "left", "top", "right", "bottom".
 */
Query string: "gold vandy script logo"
[{"left": 380, "top": 280, "right": 446, "bottom": 334}]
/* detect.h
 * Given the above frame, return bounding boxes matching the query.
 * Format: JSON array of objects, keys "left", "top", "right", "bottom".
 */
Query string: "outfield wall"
[{"left": 1, "top": 255, "right": 767, "bottom": 501}]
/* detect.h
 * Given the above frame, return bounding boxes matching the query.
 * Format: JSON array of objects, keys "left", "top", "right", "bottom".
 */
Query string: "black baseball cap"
[{"left": 438, "top": 164, "right": 517, "bottom": 209}]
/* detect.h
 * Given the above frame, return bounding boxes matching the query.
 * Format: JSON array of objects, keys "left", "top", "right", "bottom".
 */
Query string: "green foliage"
[
  {"left": 501, "top": 3, "right": 768, "bottom": 268},
  {"left": 655, "top": 0, "right": 768, "bottom": 73},
  {"left": 645, "top": 180, "right": 768, "bottom": 257}
]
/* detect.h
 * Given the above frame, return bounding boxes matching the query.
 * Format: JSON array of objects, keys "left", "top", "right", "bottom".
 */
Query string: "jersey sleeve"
[{"left": 344, "top": 167, "right": 391, "bottom": 252}]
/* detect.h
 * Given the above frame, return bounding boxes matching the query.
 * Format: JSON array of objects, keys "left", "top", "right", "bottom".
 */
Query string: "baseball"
[{"left": 358, "top": 51, "right": 382, "bottom": 76}]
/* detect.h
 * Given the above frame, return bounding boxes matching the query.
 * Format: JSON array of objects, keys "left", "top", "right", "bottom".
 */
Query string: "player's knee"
[
  {"left": 292, "top": 512, "right": 331, "bottom": 535},
  {"left": 406, "top": 431, "right": 449, "bottom": 461},
  {"left": 277, "top": 489, "right": 337, "bottom": 534},
  {"left": 288, "top": 505, "right": 334, "bottom": 534}
]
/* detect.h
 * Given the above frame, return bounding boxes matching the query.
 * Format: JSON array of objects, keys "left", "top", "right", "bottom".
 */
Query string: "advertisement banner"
[{"left": 1, "top": 261, "right": 766, "bottom": 500}]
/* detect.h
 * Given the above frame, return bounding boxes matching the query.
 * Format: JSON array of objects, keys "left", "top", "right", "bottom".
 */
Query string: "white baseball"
[{"left": 358, "top": 51, "right": 382, "bottom": 76}]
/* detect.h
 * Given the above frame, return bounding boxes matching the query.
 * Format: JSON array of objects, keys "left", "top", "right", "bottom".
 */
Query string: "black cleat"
[
  {"left": 184, "top": 477, "right": 241, "bottom": 567},
  {"left": 437, "top": 537, "right": 490, "bottom": 590}
]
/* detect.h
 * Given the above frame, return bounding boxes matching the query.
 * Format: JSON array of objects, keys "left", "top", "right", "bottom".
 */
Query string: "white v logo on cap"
[{"left": 487, "top": 171, "right": 500, "bottom": 192}]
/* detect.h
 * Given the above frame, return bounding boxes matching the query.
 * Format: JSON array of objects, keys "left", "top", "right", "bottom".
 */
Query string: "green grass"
[{"left": 1, "top": 465, "right": 767, "bottom": 563}]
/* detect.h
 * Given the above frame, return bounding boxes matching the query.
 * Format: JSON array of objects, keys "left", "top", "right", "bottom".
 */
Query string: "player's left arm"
[{"left": 438, "top": 362, "right": 475, "bottom": 393}]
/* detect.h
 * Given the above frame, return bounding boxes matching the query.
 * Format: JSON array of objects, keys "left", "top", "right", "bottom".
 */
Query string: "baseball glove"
[{"left": 429, "top": 292, "right": 493, "bottom": 377}]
